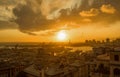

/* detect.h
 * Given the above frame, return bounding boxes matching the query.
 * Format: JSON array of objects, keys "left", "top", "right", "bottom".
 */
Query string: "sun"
[{"left": 57, "top": 30, "right": 67, "bottom": 41}]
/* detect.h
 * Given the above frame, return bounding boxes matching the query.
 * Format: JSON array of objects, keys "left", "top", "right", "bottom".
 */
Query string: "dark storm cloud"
[
  {"left": 13, "top": 3, "right": 55, "bottom": 33},
  {"left": 0, "top": 0, "right": 25, "bottom": 30},
  {"left": 12, "top": 0, "right": 82, "bottom": 35}
]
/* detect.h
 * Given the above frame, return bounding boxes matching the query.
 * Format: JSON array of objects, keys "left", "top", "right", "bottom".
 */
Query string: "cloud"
[
  {"left": 88, "top": 0, "right": 94, "bottom": 6},
  {"left": 40, "top": 0, "right": 82, "bottom": 19},
  {"left": 37, "top": 30, "right": 59, "bottom": 36},
  {"left": 0, "top": 21, "right": 18, "bottom": 30},
  {"left": 79, "top": 8, "right": 99, "bottom": 17},
  {"left": 82, "top": 18, "right": 92, "bottom": 23},
  {"left": 0, "top": 5, "right": 16, "bottom": 21},
  {"left": 0, "top": 0, "right": 120, "bottom": 36},
  {"left": 0, "top": 0, "right": 26, "bottom": 21},
  {"left": 100, "top": 4, "right": 116, "bottom": 14},
  {"left": 0, "top": 0, "right": 26, "bottom": 30},
  {"left": 12, "top": 0, "right": 84, "bottom": 35},
  {"left": 0, "top": 0, "right": 26, "bottom": 5},
  {"left": 13, "top": 3, "right": 56, "bottom": 31}
]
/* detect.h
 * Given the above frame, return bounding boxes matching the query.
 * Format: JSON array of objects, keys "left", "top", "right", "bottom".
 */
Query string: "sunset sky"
[{"left": 0, "top": 0, "right": 120, "bottom": 42}]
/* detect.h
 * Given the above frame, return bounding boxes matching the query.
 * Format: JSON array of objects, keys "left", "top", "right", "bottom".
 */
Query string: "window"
[
  {"left": 114, "top": 55, "right": 119, "bottom": 61},
  {"left": 98, "top": 64, "right": 104, "bottom": 68},
  {"left": 114, "top": 68, "right": 120, "bottom": 75}
]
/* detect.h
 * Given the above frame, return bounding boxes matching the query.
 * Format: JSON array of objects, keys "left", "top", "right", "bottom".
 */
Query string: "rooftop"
[
  {"left": 24, "top": 65, "right": 40, "bottom": 77},
  {"left": 97, "top": 54, "right": 110, "bottom": 61}
]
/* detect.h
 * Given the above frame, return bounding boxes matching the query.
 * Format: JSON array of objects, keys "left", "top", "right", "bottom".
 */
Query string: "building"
[
  {"left": 90, "top": 47, "right": 120, "bottom": 77},
  {"left": 22, "top": 60, "right": 88, "bottom": 77},
  {"left": 97, "top": 54, "right": 110, "bottom": 77},
  {"left": 0, "top": 65, "right": 25, "bottom": 77},
  {"left": 110, "top": 47, "right": 120, "bottom": 77},
  {"left": 23, "top": 65, "right": 41, "bottom": 77}
]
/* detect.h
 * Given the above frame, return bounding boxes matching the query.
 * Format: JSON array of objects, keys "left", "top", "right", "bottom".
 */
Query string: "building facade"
[{"left": 110, "top": 48, "right": 120, "bottom": 77}]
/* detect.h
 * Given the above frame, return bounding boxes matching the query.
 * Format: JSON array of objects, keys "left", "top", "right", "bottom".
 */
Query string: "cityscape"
[
  {"left": 0, "top": 0, "right": 120, "bottom": 77},
  {"left": 0, "top": 38, "right": 120, "bottom": 77}
]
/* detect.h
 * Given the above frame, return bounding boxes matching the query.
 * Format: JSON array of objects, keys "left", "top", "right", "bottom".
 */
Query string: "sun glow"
[{"left": 57, "top": 30, "right": 67, "bottom": 41}]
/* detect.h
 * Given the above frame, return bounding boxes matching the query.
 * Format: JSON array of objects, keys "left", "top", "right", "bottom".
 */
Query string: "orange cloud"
[
  {"left": 82, "top": 18, "right": 92, "bottom": 23},
  {"left": 79, "top": 8, "right": 99, "bottom": 17},
  {"left": 100, "top": 4, "right": 116, "bottom": 14}
]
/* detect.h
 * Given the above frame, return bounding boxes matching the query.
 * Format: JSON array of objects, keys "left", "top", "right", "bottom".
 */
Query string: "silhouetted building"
[
  {"left": 0, "top": 65, "right": 25, "bottom": 77},
  {"left": 106, "top": 38, "right": 110, "bottom": 43}
]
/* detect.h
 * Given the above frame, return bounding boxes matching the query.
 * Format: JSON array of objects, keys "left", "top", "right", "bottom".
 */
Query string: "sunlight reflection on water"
[{"left": 68, "top": 46, "right": 93, "bottom": 52}]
